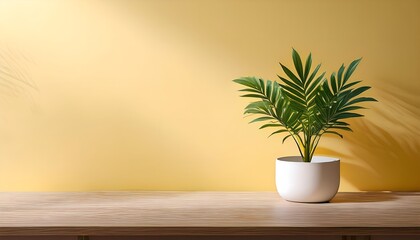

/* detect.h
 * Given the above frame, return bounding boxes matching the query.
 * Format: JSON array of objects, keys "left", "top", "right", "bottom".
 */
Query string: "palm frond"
[
  {"left": 233, "top": 77, "right": 299, "bottom": 138},
  {"left": 233, "top": 49, "right": 376, "bottom": 162}
]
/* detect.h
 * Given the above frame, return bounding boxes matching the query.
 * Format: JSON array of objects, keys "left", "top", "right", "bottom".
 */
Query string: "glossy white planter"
[{"left": 276, "top": 156, "right": 340, "bottom": 203}]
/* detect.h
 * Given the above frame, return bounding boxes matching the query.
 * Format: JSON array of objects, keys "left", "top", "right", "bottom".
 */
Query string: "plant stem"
[
  {"left": 291, "top": 134, "right": 304, "bottom": 159},
  {"left": 303, "top": 135, "right": 312, "bottom": 162},
  {"left": 309, "top": 132, "right": 323, "bottom": 158}
]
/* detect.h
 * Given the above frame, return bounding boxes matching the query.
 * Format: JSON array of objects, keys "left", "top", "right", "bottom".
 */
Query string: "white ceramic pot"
[{"left": 276, "top": 156, "right": 340, "bottom": 203}]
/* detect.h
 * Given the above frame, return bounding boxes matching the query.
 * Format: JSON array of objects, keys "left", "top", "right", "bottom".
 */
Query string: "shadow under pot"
[{"left": 276, "top": 156, "right": 340, "bottom": 203}]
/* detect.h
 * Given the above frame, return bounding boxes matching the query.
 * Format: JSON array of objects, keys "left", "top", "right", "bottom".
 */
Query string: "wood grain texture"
[
  {"left": 0, "top": 192, "right": 419, "bottom": 236},
  {"left": 0, "top": 237, "right": 76, "bottom": 240}
]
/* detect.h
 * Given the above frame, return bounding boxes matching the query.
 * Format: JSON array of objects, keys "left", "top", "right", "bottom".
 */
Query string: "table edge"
[{"left": 0, "top": 227, "right": 419, "bottom": 236}]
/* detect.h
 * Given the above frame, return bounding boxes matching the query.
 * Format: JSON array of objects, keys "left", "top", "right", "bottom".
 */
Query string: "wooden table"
[{"left": 0, "top": 192, "right": 419, "bottom": 240}]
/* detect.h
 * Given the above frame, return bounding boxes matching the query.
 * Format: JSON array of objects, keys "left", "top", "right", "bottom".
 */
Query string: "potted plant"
[{"left": 233, "top": 49, "right": 377, "bottom": 203}]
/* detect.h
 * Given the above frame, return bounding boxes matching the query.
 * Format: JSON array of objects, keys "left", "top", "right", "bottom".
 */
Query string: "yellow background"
[{"left": 0, "top": 0, "right": 419, "bottom": 191}]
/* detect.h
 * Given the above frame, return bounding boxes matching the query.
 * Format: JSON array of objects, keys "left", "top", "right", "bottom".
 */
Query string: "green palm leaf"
[{"left": 233, "top": 49, "right": 376, "bottom": 162}]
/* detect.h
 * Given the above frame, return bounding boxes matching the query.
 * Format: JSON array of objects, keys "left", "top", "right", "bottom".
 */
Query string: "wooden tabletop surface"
[{"left": 0, "top": 191, "right": 419, "bottom": 236}]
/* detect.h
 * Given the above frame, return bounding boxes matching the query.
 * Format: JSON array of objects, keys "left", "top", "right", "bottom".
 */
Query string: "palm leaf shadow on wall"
[
  {"left": 0, "top": 48, "right": 38, "bottom": 103},
  {"left": 318, "top": 82, "right": 420, "bottom": 191}
]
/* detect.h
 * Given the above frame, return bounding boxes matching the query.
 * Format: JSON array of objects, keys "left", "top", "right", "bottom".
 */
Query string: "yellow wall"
[{"left": 0, "top": 0, "right": 419, "bottom": 191}]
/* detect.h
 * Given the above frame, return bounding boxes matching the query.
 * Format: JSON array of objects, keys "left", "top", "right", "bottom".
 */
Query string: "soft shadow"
[
  {"left": 318, "top": 81, "right": 420, "bottom": 191},
  {"left": 330, "top": 192, "right": 397, "bottom": 203},
  {"left": 0, "top": 47, "right": 38, "bottom": 114},
  {"left": 0, "top": 47, "right": 37, "bottom": 96}
]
